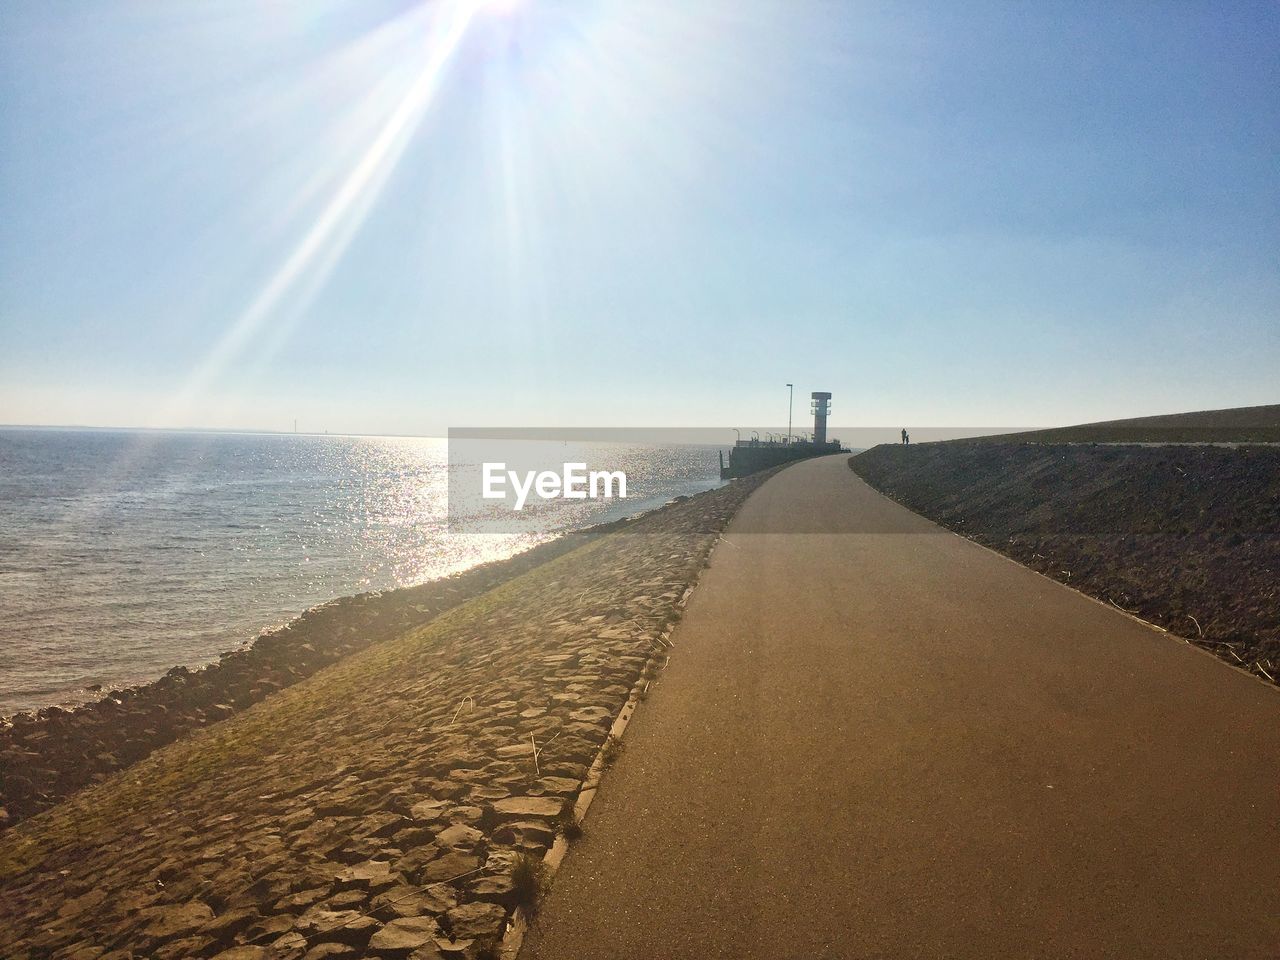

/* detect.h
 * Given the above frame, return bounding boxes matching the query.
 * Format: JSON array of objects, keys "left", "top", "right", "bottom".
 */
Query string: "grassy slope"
[
  {"left": 963, "top": 403, "right": 1280, "bottom": 444},
  {"left": 850, "top": 442, "right": 1280, "bottom": 683}
]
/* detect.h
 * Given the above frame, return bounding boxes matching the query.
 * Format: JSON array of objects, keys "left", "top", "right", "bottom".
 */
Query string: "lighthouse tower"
[{"left": 811, "top": 391, "right": 832, "bottom": 446}]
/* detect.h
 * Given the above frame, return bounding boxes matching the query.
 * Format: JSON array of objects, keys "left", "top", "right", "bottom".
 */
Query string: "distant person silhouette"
[{"left": 901, "top": 428, "right": 910, "bottom": 446}]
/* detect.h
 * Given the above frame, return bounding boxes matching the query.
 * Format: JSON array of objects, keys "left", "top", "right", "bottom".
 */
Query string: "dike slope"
[
  {"left": 962, "top": 402, "right": 1280, "bottom": 444},
  {"left": 0, "top": 531, "right": 622, "bottom": 831},
  {"left": 0, "top": 472, "right": 771, "bottom": 960},
  {"left": 850, "top": 443, "right": 1279, "bottom": 683}
]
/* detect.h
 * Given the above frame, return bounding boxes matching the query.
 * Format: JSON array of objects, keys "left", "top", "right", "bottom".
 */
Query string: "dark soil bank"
[{"left": 850, "top": 443, "right": 1279, "bottom": 684}]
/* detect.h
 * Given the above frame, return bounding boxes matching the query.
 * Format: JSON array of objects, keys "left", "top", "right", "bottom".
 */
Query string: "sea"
[{"left": 0, "top": 428, "right": 724, "bottom": 715}]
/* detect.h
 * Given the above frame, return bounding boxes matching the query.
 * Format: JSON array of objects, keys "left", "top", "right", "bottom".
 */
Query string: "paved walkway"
[{"left": 522, "top": 454, "right": 1280, "bottom": 959}]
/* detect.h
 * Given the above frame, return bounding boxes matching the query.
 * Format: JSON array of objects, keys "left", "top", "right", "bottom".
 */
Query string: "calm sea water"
[{"left": 0, "top": 429, "right": 723, "bottom": 715}]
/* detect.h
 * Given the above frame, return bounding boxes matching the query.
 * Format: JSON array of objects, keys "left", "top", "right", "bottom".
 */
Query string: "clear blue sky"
[{"left": 1, "top": 0, "right": 1276, "bottom": 434}]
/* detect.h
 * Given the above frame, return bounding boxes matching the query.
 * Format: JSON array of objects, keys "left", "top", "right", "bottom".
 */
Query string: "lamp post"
[{"left": 786, "top": 383, "right": 793, "bottom": 443}]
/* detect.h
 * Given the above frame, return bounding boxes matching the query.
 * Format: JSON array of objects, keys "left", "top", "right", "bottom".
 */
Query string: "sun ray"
[
  {"left": 155, "top": 0, "right": 490, "bottom": 428},
  {"left": 39, "top": 0, "right": 497, "bottom": 547}
]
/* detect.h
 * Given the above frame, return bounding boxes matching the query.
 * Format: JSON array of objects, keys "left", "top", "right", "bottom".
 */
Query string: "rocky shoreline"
[
  {"left": 0, "top": 527, "right": 623, "bottom": 831},
  {"left": 0, "top": 470, "right": 774, "bottom": 960}
]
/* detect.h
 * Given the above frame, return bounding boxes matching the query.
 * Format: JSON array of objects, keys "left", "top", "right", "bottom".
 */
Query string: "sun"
[{"left": 473, "top": 0, "right": 524, "bottom": 14}]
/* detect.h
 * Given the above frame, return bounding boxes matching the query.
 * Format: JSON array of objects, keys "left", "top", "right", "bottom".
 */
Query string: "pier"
[{"left": 719, "top": 390, "right": 848, "bottom": 478}]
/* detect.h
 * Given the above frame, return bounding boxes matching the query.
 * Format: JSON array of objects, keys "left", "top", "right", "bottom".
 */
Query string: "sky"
[{"left": 1, "top": 0, "right": 1277, "bottom": 435}]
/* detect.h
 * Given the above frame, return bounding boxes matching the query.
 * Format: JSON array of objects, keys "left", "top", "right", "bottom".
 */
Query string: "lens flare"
[{"left": 158, "top": 0, "right": 489, "bottom": 427}]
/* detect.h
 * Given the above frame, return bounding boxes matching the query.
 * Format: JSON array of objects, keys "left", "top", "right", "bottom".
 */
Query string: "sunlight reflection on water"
[{"left": 0, "top": 429, "right": 721, "bottom": 713}]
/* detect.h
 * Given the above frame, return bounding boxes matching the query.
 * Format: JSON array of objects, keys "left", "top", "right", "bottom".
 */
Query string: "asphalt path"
[{"left": 522, "top": 454, "right": 1280, "bottom": 959}]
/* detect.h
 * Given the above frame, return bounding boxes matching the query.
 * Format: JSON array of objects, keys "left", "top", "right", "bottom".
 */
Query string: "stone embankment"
[
  {"left": 850, "top": 443, "right": 1280, "bottom": 684},
  {"left": 0, "top": 531, "right": 614, "bottom": 831},
  {"left": 0, "top": 471, "right": 772, "bottom": 960}
]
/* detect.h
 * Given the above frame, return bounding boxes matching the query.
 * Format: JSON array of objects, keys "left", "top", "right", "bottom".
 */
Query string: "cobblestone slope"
[{"left": 0, "top": 474, "right": 771, "bottom": 960}]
